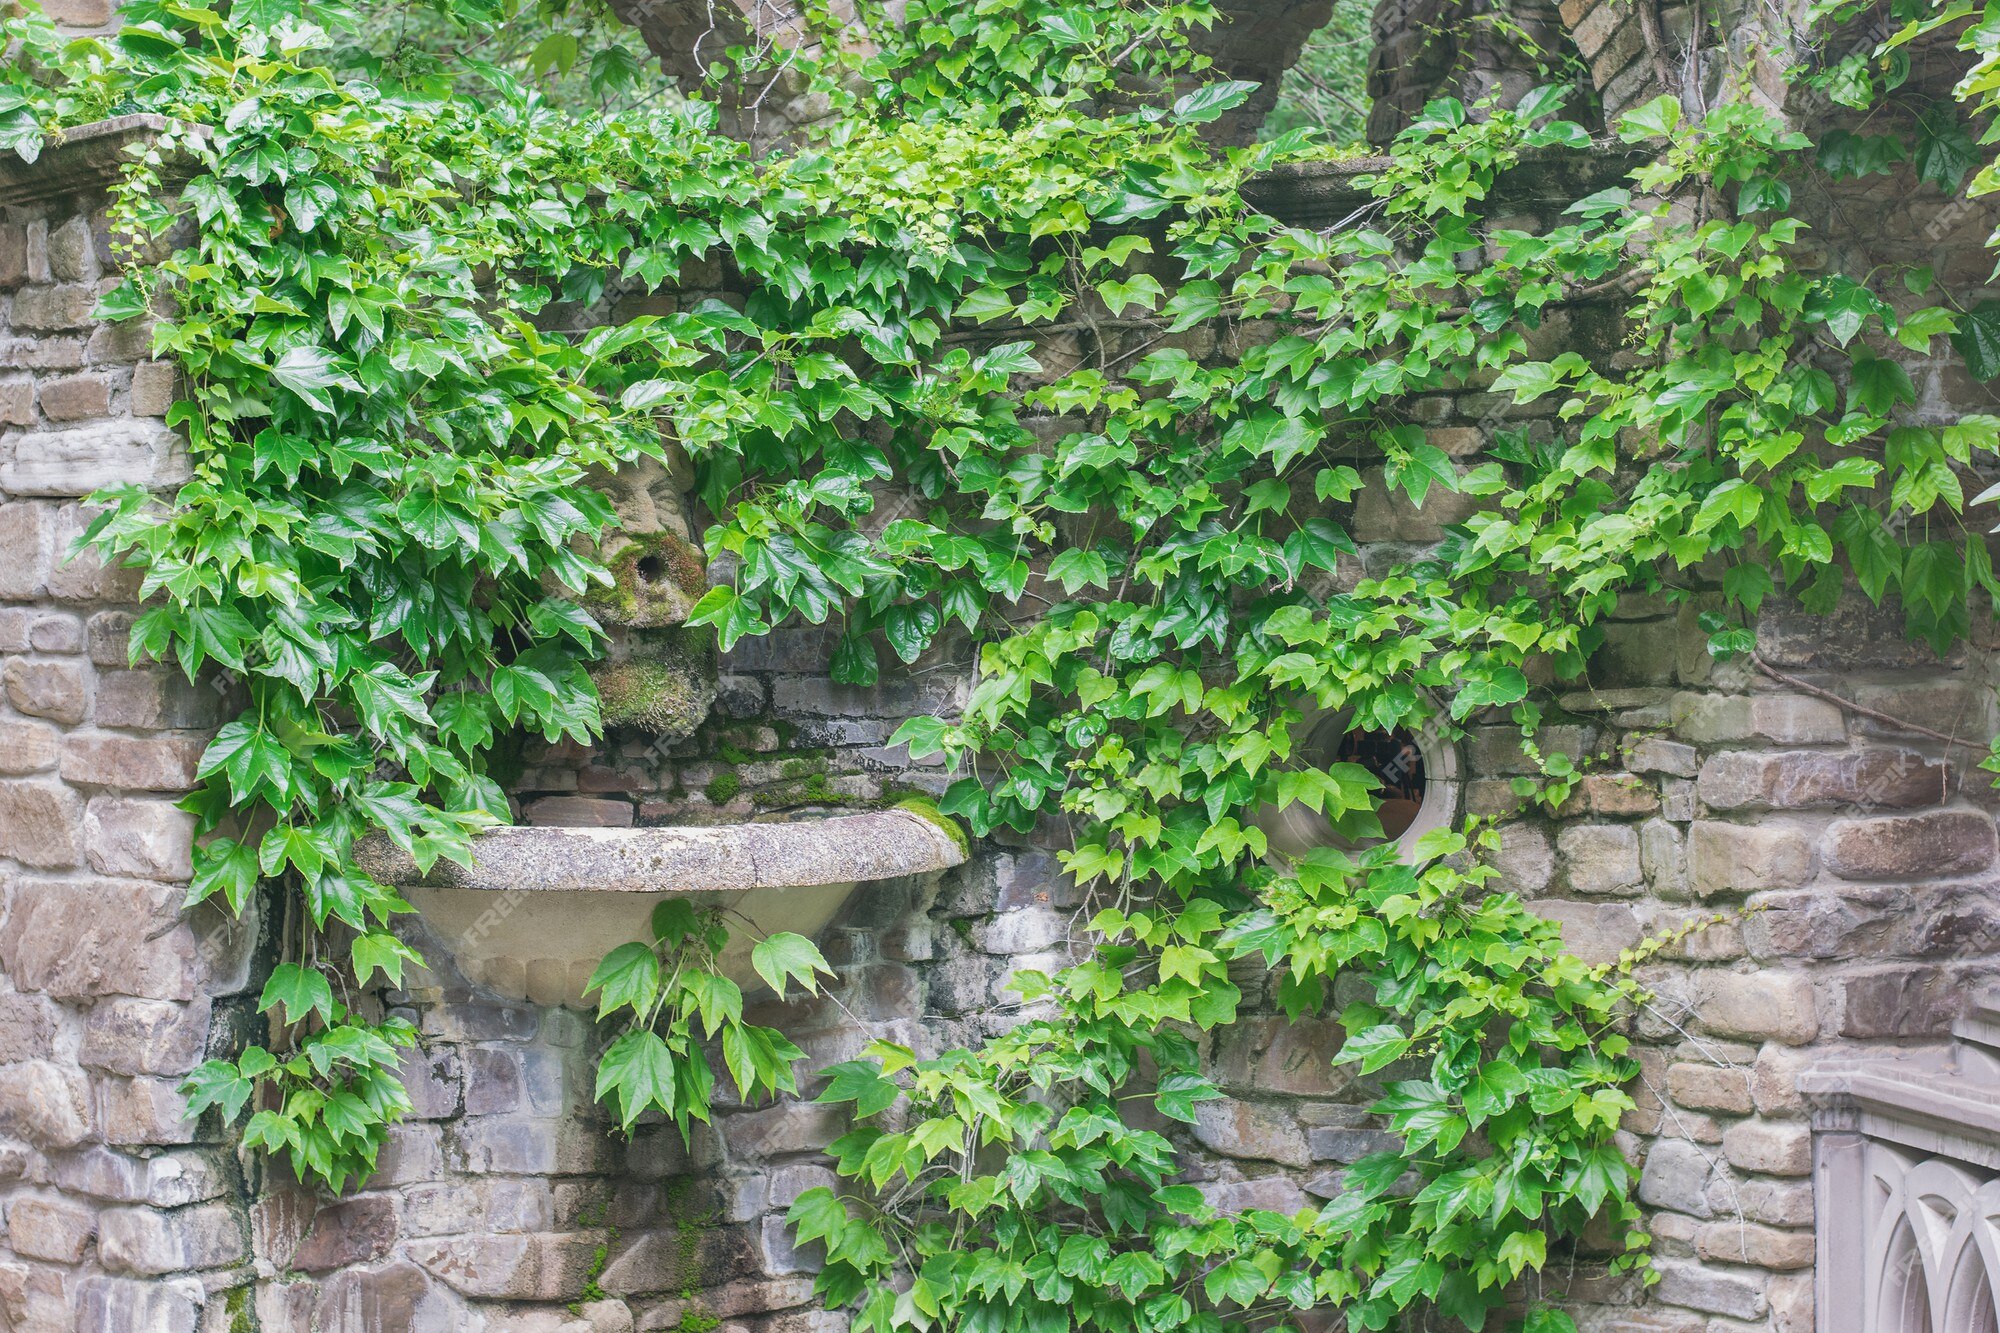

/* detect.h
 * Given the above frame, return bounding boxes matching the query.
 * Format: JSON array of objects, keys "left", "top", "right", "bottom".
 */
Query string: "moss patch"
[
  {"left": 585, "top": 529, "right": 708, "bottom": 628},
  {"left": 895, "top": 795, "right": 970, "bottom": 856},
  {"left": 597, "top": 660, "right": 714, "bottom": 738},
  {"left": 703, "top": 768, "right": 742, "bottom": 804}
]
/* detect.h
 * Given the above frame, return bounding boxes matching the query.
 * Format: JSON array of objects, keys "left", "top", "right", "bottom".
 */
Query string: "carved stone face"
[{"left": 581, "top": 447, "right": 719, "bottom": 741}]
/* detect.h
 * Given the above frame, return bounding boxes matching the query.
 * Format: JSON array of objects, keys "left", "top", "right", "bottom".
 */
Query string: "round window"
[{"left": 1256, "top": 707, "right": 1461, "bottom": 863}]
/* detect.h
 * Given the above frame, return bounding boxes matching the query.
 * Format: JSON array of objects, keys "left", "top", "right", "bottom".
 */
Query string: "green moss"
[
  {"left": 594, "top": 629, "right": 717, "bottom": 740},
  {"left": 715, "top": 741, "right": 754, "bottom": 765},
  {"left": 585, "top": 529, "right": 708, "bottom": 627},
  {"left": 895, "top": 795, "right": 970, "bottom": 857},
  {"left": 749, "top": 771, "right": 850, "bottom": 809},
  {"left": 662, "top": 1177, "right": 722, "bottom": 1326},
  {"left": 778, "top": 754, "right": 827, "bottom": 779},
  {"left": 703, "top": 768, "right": 741, "bottom": 804},
  {"left": 225, "top": 1287, "right": 254, "bottom": 1333}
]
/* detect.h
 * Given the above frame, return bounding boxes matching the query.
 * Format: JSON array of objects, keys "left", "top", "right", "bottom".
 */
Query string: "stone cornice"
[
  {"left": 0, "top": 114, "right": 179, "bottom": 208},
  {"left": 1801, "top": 987, "right": 2000, "bottom": 1171}
]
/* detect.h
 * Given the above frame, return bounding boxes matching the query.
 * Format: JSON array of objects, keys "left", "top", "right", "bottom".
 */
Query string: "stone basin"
[{"left": 355, "top": 809, "right": 966, "bottom": 1008}]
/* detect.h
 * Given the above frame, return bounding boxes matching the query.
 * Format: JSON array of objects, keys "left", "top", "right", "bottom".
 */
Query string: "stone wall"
[
  {"left": 6, "top": 37, "right": 2000, "bottom": 1333},
  {"left": 0, "top": 121, "right": 263, "bottom": 1332}
]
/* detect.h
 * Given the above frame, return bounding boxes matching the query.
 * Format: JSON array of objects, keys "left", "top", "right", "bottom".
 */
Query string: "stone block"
[
  {"left": 719, "top": 1103, "right": 847, "bottom": 1158},
  {"left": 1489, "top": 823, "right": 1553, "bottom": 894},
  {"left": 397, "top": 1045, "right": 464, "bottom": 1121},
  {"left": 292, "top": 1194, "right": 398, "bottom": 1272},
  {"left": 1558, "top": 823, "right": 1642, "bottom": 895},
  {"left": 1666, "top": 1062, "right": 1753, "bottom": 1114},
  {"left": 463, "top": 1045, "right": 524, "bottom": 1116},
  {"left": 314, "top": 1261, "right": 455, "bottom": 1331},
  {"left": 0, "top": 223, "right": 24, "bottom": 286},
  {"left": 602, "top": 1224, "right": 761, "bottom": 1298},
  {"left": 7, "top": 1194, "right": 97, "bottom": 1262},
  {"left": 0, "top": 374, "right": 31, "bottom": 426},
  {"left": 455, "top": 1116, "right": 611, "bottom": 1175},
  {"left": 522, "top": 794, "right": 634, "bottom": 827},
  {"left": 4, "top": 656, "right": 86, "bottom": 724},
  {"left": 1697, "top": 748, "right": 1947, "bottom": 811},
  {"left": 1529, "top": 899, "right": 1641, "bottom": 965},
  {"left": 98, "top": 1076, "right": 199, "bottom": 1146},
  {"left": 45, "top": 215, "right": 98, "bottom": 281},
  {"left": 1835, "top": 965, "right": 1962, "bottom": 1038},
  {"left": 129, "top": 360, "right": 177, "bottom": 416},
  {"left": 1637, "top": 1137, "right": 1714, "bottom": 1217},
  {"left": 98, "top": 1202, "right": 245, "bottom": 1274},
  {"left": 0, "top": 502, "right": 49, "bottom": 599},
  {"left": 1592, "top": 618, "right": 1678, "bottom": 686},
  {"left": 0, "top": 779, "right": 84, "bottom": 868},
  {"left": 29, "top": 611, "right": 83, "bottom": 652},
  {"left": 36, "top": 371, "right": 111, "bottom": 421},
  {"left": 1720, "top": 1119, "right": 1813, "bottom": 1178},
  {"left": 1851, "top": 679, "right": 1990, "bottom": 740},
  {"left": 1562, "top": 772, "right": 1660, "bottom": 817},
  {"left": 81, "top": 997, "right": 210, "bottom": 1076},
  {"left": 402, "top": 1178, "right": 551, "bottom": 1237},
  {"left": 0, "top": 1059, "right": 92, "bottom": 1148},
  {"left": 98, "top": 668, "right": 233, "bottom": 733},
  {"left": 0, "top": 876, "right": 199, "bottom": 1000},
  {"left": 46, "top": 502, "right": 145, "bottom": 601},
  {"left": 9, "top": 283, "right": 99, "bottom": 331},
  {"left": 1687, "top": 821, "right": 1812, "bottom": 898},
  {"left": 1210, "top": 1015, "right": 1348, "bottom": 1096},
  {"left": 74, "top": 1275, "right": 201, "bottom": 1333},
  {"left": 971, "top": 907, "right": 1066, "bottom": 955},
  {"left": 0, "top": 419, "right": 190, "bottom": 498},
  {"left": 411, "top": 1231, "right": 618, "bottom": 1299},
  {"left": 82, "top": 795, "right": 196, "bottom": 880},
  {"left": 1688, "top": 1216, "right": 1816, "bottom": 1264},
  {"left": 1824, "top": 809, "right": 1996, "bottom": 880},
  {"left": 0, "top": 992, "right": 58, "bottom": 1061},
  {"left": 1191, "top": 1098, "right": 1311, "bottom": 1168},
  {"left": 1650, "top": 1260, "right": 1768, "bottom": 1320},
  {"left": 1670, "top": 692, "right": 1844, "bottom": 744},
  {"left": 1737, "top": 1177, "right": 1815, "bottom": 1226},
  {"left": 87, "top": 610, "right": 136, "bottom": 666},
  {"left": 61, "top": 733, "right": 206, "bottom": 791},
  {"left": 1694, "top": 970, "right": 1819, "bottom": 1045}
]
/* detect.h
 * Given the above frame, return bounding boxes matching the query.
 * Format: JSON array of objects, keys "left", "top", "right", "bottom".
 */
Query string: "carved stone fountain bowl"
[{"left": 355, "top": 810, "right": 966, "bottom": 1008}]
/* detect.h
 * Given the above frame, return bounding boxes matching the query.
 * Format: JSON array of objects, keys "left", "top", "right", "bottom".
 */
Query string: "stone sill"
[
  {"left": 356, "top": 808, "right": 965, "bottom": 894},
  {"left": 0, "top": 114, "right": 179, "bottom": 208},
  {"left": 359, "top": 811, "right": 968, "bottom": 1006}
]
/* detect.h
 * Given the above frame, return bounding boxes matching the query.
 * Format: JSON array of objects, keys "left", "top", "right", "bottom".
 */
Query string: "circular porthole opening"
[{"left": 1257, "top": 708, "right": 1461, "bottom": 863}]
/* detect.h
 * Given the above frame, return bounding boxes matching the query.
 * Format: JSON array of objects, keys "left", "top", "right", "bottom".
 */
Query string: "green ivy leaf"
[
  {"left": 751, "top": 932, "right": 832, "bottom": 999},
  {"left": 595, "top": 1029, "right": 676, "bottom": 1131},
  {"left": 259, "top": 963, "right": 335, "bottom": 1028}
]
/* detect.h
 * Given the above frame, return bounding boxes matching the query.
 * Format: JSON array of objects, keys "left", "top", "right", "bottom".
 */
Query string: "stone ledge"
[
  {"left": 1801, "top": 985, "right": 2000, "bottom": 1170},
  {"left": 1243, "top": 142, "right": 1654, "bottom": 228},
  {"left": 0, "top": 116, "right": 181, "bottom": 208},
  {"left": 355, "top": 808, "right": 967, "bottom": 894}
]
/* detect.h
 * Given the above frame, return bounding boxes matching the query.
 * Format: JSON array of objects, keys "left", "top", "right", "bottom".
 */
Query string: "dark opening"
[
  {"left": 1335, "top": 724, "right": 1427, "bottom": 840},
  {"left": 636, "top": 554, "right": 666, "bottom": 582}
]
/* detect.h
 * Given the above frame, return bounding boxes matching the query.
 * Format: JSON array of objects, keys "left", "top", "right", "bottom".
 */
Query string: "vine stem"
[{"left": 1748, "top": 651, "right": 1986, "bottom": 752}]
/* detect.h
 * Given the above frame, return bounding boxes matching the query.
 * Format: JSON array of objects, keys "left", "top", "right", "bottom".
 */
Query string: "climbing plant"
[{"left": 6, "top": 0, "right": 2000, "bottom": 1327}]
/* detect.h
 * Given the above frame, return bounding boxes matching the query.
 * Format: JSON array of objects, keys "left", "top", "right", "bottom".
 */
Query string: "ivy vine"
[{"left": 7, "top": 0, "right": 2000, "bottom": 1328}]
